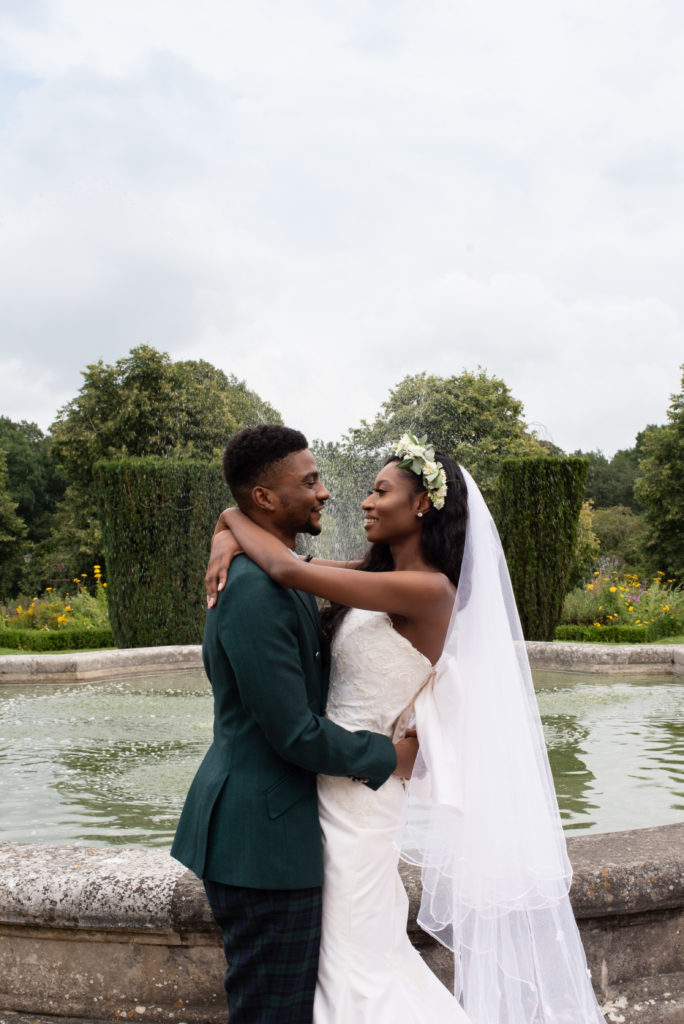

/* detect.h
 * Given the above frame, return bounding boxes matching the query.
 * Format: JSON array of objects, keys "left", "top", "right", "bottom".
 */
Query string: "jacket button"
[{"left": 314, "top": 650, "right": 320, "bottom": 660}]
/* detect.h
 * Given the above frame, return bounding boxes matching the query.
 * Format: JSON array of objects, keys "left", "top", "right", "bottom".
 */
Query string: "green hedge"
[
  {"left": 0, "top": 627, "right": 114, "bottom": 651},
  {"left": 496, "top": 456, "right": 588, "bottom": 641},
  {"left": 554, "top": 624, "right": 650, "bottom": 643},
  {"left": 94, "top": 458, "right": 228, "bottom": 648},
  {"left": 555, "top": 616, "right": 683, "bottom": 644}
]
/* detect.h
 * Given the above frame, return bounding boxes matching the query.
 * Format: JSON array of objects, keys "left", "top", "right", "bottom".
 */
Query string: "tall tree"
[
  {"left": 0, "top": 418, "right": 64, "bottom": 544},
  {"left": 0, "top": 450, "right": 28, "bottom": 597},
  {"left": 577, "top": 440, "right": 646, "bottom": 510},
  {"left": 47, "top": 345, "right": 282, "bottom": 578},
  {"left": 345, "top": 369, "right": 544, "bottom": 503},
  {"left": 634, "top": 366, "right": 684, "bottom": 579},
  {"left": 302, "top": 369, "right": 545, "bottom": 562}
]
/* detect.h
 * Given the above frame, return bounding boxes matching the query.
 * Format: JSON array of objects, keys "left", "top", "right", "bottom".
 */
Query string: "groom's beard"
[
  {"left": 280, "top": 503, "right": 326, "bottom": 537},
  {"left": 301, "top": 516, "right": 323, "bottom": 536}
]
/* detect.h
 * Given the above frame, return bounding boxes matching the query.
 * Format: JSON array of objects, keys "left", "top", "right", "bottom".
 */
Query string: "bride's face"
[{"left": 361, "top": 461, "right": 427, "bottom": 543}]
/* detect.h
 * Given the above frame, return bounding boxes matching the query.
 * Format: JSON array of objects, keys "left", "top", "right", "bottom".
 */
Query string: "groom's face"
[{"left": 267, "top": 448, "right": 330, "bottom": 536}]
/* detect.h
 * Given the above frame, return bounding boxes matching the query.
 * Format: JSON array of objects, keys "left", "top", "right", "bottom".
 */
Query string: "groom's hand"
[{"left": 393, "top": 731, "right": 419, "bottom": 778}]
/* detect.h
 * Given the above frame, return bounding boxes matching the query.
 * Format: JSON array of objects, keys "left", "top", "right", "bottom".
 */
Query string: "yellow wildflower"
[
  {"left": 586, "top": 584, "right": 594, "bottom": 590},
  {"left": 609, "top": 586, "right": 617, "bottom": 593}
]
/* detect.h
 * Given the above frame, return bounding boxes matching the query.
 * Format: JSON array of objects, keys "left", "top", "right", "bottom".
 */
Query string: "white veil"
[{"left": 401, "top": 467, "right": 605, "bottom": 1023}]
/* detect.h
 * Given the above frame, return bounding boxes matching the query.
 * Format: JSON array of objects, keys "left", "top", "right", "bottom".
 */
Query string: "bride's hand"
[{"left": 206, "top": 516, "right": 243, "bottom": 608}]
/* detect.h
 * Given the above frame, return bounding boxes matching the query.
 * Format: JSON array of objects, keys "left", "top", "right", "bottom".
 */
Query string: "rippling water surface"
[{"left": 0, "top": 669, "right": 681, "bottom": 846}]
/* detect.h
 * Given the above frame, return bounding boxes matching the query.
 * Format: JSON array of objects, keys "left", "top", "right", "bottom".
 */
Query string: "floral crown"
[{"left": 391, "top": 431, "right": 448, "bottom": 510}]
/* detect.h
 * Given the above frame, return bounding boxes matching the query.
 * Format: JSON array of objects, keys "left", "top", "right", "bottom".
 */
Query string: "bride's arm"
[
  {"left": 223, "top": 508, "right": 451, "bottom": 618},
  {"left": 205, "top": 509, "right": 360, "bottom": 607}
]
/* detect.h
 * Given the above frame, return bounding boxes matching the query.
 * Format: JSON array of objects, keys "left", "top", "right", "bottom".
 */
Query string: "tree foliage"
[
  {"left": 576, "top": 440, "right": 646, "bottom": 511},
  {"left": 0, "top": 418, "right": 64, "bottom": 542},
  {"left": 47, "top": 345, "right": 281, "bottom": 578},
  {"left": 302, "top": 370, "right": 549, "bottom": 561},
  {"left": 567, "top": 500, "right": 601, "bottom": 588},
  {"left": 591, "top": 505, "right": 648, "bottom": 573},
  {"left": 634, "top": 366, "right": 684, "bottom": 580},
  {"left": 95, "top": 457, "right": 228, "bottom": 647},
  {"left": 342, "top": 367, "right": 544, "bottom": 497},
  {"left": 0, "top": 450, "right": 28, "bottom": 597},
  {"left": 496, "top": 456, "right": 588, "bottom": 640}
]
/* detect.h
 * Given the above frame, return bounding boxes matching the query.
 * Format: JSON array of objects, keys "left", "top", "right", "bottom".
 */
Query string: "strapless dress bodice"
[{"left": 326, "top": 608, "right": 432, "bottom": 738}]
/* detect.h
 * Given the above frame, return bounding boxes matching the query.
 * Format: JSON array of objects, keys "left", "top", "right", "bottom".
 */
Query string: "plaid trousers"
[{"left": 203, "top": 879, "right": 322, "bottom": 1024}]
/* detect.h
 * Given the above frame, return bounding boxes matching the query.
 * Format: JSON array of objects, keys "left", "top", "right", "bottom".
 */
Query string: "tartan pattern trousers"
[{"left": 203, "top": 879, "right": 323, "bottom": 1024}]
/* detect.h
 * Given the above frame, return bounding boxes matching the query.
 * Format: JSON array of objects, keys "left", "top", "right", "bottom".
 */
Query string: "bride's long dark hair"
[{"left": 321, "top": 452, "right": 468, "bottom": 642}]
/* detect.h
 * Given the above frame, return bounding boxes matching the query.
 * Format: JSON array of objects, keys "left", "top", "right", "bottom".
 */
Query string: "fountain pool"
[{"left": 0, "top": 668, "right": 681, "bottom": 846}]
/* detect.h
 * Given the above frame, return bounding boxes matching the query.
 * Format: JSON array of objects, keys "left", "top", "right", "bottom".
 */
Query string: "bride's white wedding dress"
[{"left": 313, "top": 607, "right": 470, "bottom": 1023}]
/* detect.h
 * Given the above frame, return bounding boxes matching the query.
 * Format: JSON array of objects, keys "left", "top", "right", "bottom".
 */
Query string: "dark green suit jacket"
[{"left": 171, "top": 555, "right": 396, "bottom": 889}]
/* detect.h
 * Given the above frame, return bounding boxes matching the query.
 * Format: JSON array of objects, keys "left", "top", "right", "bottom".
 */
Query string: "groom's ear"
[{"left": 251, "top": 485, "right": 277, "bottom": 512}]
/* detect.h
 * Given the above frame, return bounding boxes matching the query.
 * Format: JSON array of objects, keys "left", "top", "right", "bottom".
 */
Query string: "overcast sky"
[{"left": 1, "top": 0, "right": 682, "bottom": 456}]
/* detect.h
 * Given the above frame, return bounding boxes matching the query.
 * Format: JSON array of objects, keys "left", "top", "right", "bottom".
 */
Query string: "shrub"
[
  {"left": 554, "top": 624, "right": 651, "bottom": 643},
  {"left": 559, "top": 568, "right": 684, "bottom": 642},
  {"left": 496, "top": 456, "right": 588, "bottom": 641},
  {"left": 1, "top": 569, "right": 109, "bottom": 632},
  {"left": 0, "top": 627, "right": 114, "bottom": 651},
  {"left": 94, "top": 457, "right": 228, "bottom": 647}
]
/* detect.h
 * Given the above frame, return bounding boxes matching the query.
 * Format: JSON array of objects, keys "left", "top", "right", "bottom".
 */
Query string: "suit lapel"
[{"left": 290, "top": 588, "right": 320, "bottom": 633}]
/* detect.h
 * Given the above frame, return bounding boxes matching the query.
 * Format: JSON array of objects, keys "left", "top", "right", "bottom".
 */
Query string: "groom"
[{"left": 171, "top": 424, "right": 417, "bottom": 1024}]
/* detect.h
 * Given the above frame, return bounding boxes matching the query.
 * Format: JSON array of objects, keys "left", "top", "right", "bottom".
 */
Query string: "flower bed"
[
  {"left": 556, "top": 569, "right": 684, "bottom": 643},
  {"left": 1, "top": 567, "right": 110, "bottom": 643}
]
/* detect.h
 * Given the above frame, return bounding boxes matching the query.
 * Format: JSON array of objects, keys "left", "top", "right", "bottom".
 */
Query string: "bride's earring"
[{"left": 417, "top": 512, "right": 423, "bottom": 518}]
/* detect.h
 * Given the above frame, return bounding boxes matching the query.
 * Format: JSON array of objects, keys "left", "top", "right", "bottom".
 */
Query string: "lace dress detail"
[
  {"left": 313, "top": 609, "right": 470, "bottom": 1023},
  {"left": 326, "top": 607, "right": 431, "bottom": 734}
]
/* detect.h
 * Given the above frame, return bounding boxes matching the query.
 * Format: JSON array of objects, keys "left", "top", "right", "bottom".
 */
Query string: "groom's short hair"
[{"left": 223, "top": 424, "right": 308, "bottom": 509}]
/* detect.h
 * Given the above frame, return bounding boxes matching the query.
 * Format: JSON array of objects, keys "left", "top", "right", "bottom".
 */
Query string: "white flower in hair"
[{"left": 391, "top": 430, "right": 448, "bottom": 510}]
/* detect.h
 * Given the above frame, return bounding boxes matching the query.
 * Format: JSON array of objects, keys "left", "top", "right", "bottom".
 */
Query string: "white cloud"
[{"left": 0, "top": 0, "right": 682, "bottom": 454}]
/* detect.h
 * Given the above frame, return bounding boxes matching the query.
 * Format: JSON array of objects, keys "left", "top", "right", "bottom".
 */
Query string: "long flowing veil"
[{"left": 400, "top": 467, "right": 605, "bottom": 1023}]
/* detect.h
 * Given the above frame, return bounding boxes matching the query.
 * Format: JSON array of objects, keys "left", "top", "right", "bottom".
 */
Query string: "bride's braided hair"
[{"left": 321, "top": 452, "right": 468, "bottom": 642}]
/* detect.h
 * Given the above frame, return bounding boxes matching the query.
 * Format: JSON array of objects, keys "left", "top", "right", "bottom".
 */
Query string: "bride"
[{"left": 208, "top": 433, "right": 605, "bottom": 1024}]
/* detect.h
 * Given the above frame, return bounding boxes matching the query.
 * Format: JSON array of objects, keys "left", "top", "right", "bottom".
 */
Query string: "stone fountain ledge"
[
  {"left": 0, "top": 824, "right": 682, "bottom": 1023},
  {"left": 0, "top": 641, "right": 682, "bottom": 685},
  {"left": 0, "top": 646, "right": 203, "bottom": 685}
]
